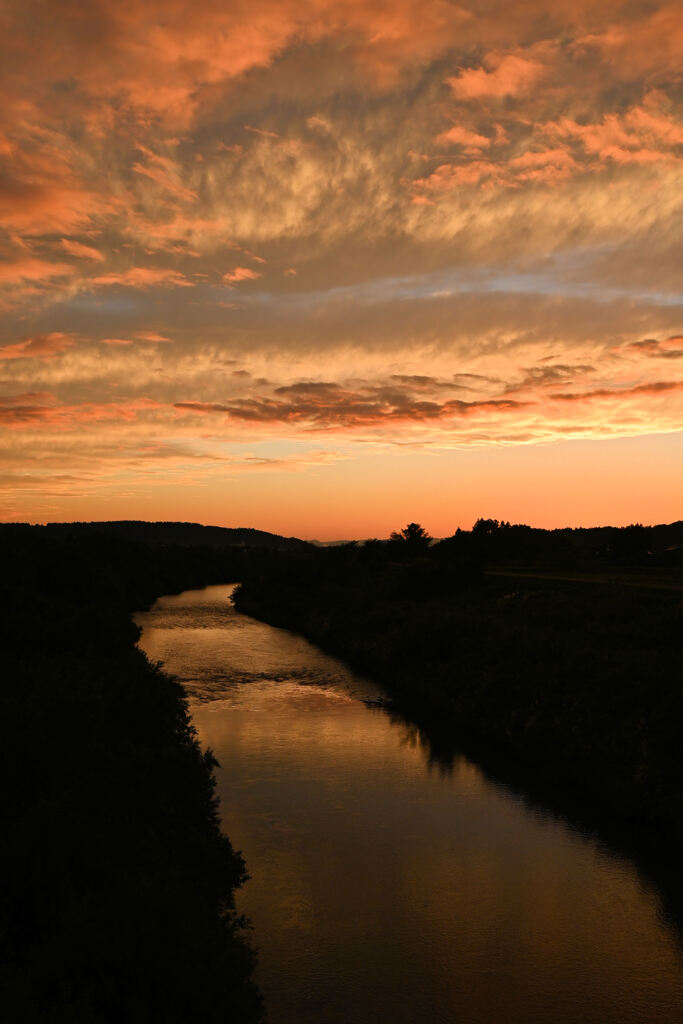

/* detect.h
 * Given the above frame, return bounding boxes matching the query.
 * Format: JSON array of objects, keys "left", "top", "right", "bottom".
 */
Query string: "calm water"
[{"left": 136, "top": 584, "right": 683, "bottom": 1024}]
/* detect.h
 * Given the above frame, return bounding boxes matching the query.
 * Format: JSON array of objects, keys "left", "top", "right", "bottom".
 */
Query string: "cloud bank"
[{"left": 0, "top": 1, "right": 681, "bottom": 527}]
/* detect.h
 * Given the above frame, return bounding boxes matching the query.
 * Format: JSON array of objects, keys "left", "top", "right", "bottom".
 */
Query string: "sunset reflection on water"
[{"left": 137, "top": 585, "right": 683, "bottom": 1024}]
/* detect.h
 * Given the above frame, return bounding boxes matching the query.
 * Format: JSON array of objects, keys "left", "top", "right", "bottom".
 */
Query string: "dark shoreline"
[
  {"left": 232, "top": 547, "right": 683, "bottom": 940},
  {"left": 233, "top": 570, "right": 682, "bottom": 838},
  {"left": 380, "top": 700, "right": 683, "bottom": 944},
  {"left": 2, "top": 528, "right": 264, "bottom": 1023},
  {"left": 4, "top": 519, "right": 682, "bottom": 1016}
]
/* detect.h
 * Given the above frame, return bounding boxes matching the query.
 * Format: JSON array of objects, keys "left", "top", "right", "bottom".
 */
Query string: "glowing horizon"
[{"left": 1, "top": 1, "right": 681, "bottom": 536}]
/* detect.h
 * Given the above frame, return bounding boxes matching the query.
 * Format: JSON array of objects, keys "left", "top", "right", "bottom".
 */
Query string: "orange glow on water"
[{"left": 134, "top": 585, "right": 683, "bottom": 1023}]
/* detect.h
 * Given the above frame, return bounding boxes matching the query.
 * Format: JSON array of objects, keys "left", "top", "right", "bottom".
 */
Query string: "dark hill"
[{"left": 1, "top": 520, "right": 307, "bottom": 551}]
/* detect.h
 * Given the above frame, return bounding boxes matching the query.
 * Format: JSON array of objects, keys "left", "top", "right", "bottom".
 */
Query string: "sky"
[{"left": 1, "top": 0, "right": 682, "bottom": 538}]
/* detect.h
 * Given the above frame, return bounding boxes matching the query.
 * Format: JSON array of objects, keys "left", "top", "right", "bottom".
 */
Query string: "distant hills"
[
  {"left": 0, "top": 520, "right": 307, "bottom": 551},
  {"left": 2, "top": 518, "right": 682, "bottom": 556}
]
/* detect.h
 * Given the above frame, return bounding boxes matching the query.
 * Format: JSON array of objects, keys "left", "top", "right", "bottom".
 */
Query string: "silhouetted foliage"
[
  {"left": 472, "top": 517, "right": 504, "bottom": 535},
  {"left": 234, "top": 519, "right": 683, "bottom": 850},
  {"left": 389, "top": 522, "right": 432, "bottom": 553},
  {"left": 3, "top": 516, "right": 682, "bottom": 1020},
  {"left": 0, "top": 526, "right": 264, "bottom": 1023}
]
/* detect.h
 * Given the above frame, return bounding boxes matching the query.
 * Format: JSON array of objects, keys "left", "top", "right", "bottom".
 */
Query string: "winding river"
[{"left": 136, "top": 584, "right": 683, "bottom": 1024}]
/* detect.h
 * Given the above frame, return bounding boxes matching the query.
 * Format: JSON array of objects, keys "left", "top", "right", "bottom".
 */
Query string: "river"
[{"left": 135, "top": 584, "right": 683, "bottom": 1024}]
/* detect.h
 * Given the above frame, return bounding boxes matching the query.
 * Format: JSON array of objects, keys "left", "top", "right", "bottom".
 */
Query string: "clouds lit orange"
[{"left": 1, "top": 1, "right": 681, "bottom": 533}]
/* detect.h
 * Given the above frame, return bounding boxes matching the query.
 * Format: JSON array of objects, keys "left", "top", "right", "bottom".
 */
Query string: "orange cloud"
[
  {"left": 624, "top": 338, "right": 683, "bottom": 359},
  {"left": 435, "top": 125, "right": 492, "bottom": 149},
  {"left": 174, "top": 379, "right": 530, "bottom": 430},
  {"left": 509, "top": 149, "right": 576, "bottom": 171},
  {"left": 414, "top": 161, "right": 504, "bottom": 190},
  {"left": 0, "top": 395, "right": 163, "bottom": 428},
  {"left": 91, "top": 268, "right": 193, "bottom": 288},
  {"left": 223, "top": 267, "right": 262, "bottom": 283},
  {"left": 0, "top": 391, "right": 56, "bottom": 406},
  {"left": 551, "top": 381, "right": 683, "bottom": 403},
  {"left": 447, "top": 54, "right": 544, "bottom": 99},
  {"left": 0, "top": 126, "right": 114, "bottom": 235},
  {"left": 244, "top": 126, "right": 280, "bottom": 139},
  {"left": 0, "top": 333, "right": 75, "bottom": 360},
  {"left": 136, "top": 330, "right": 172, "bottom": 343},
  {"left": 60, "top": 239, "right": 105, "bottom": 261},
  {"left": 545, "top": 110, "right": 683, "bottom": 165},
  {"left": 1, "top": 0, "right": 682, "bottom": 527},
  {"left": 508, "top": 147, "right": 579, "bottom": 184},
  {"left": 574, "top": 3, "right": 683, "bottom": 79},
  {"left": 100, "top": 331, "right": 171, "bottom": 345},
  {"left": 0, "top": 258, "right": 74, "bottom": 284},
  {"left": 132, "top": 152, "right": 199, "bottom": 203}
]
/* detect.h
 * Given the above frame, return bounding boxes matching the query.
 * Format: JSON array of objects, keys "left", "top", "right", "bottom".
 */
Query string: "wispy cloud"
[
  {"left": 60, "top": 239, "right": 105, "bottom": 262},
  {"left": 0, "top": 333, "right": 76, "bottom": 360},
  {"left": 223, "top": 267, "right": 262, "bottom": 284},
  {"left": 91, "top": 268, "right": 193, "bottom": 289}
]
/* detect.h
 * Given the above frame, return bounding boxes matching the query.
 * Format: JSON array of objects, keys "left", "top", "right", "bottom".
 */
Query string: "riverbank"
[
  {"left": 136, "top": 583, "right": 683, "bottom": 1024},
  {"left": 1, "top": 528, "right": 263, "bottom": 1022},
  {"left": 233, "top": 542, "right": 683, "bottom": 849}
]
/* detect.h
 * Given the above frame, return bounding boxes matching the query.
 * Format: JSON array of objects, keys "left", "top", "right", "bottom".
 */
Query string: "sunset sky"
[{"left": 2, "top": 0, "right": 681, "bottom": 538}]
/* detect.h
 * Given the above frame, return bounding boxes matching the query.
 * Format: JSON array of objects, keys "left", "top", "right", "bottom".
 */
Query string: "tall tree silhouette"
[{"left": 390, "top": 522, "right": 432, "bottom": 552}]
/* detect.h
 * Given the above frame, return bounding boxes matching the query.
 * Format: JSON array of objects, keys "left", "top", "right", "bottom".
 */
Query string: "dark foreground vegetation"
[
  {"left": 0, "top": 523, "right": 280, "bottom": 1023},
  {"left": 3, "top": 516, "right": 682, "bottom": 1018},
  {"left": 235, "top": 520, "right": 683, "bottom": 850}
]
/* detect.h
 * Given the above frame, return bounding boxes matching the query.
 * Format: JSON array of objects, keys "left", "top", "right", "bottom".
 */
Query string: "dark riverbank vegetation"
[
  {"left": 4, "top": 517, "right": 682, "bottom": 1017},
  {"left": 234, "top": 519, "right": 683, "bottom": 852},
  {"left": 0, "top": 523, "right": 279, "bottom": 1022}
]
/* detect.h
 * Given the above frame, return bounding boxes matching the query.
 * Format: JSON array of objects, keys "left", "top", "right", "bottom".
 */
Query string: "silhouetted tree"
[
  {"left": 389, "top": 522, "right": 432, "bottom": 553},
  {"left": 472, "top": 518, "right": 500, "bottom": 535}
]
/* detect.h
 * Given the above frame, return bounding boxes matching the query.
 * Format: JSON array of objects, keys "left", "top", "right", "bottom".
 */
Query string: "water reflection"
[
  {"left": 136, "top": 585, "right": 683, "bottom": 1024},
  {"left": 383, "top": 705, "right": 683, "bottom": 946}
]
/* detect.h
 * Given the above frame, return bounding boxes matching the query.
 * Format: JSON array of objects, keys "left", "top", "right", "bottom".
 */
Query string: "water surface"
[{"left": 136, "top": 584, "right": 683, "bottom": 1024}]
